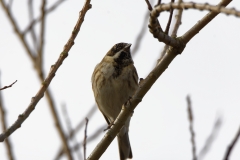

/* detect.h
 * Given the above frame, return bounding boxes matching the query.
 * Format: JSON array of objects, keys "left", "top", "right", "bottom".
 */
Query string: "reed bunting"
[{"left": 92, "top": 42, "right": 139, "bottom": 160}]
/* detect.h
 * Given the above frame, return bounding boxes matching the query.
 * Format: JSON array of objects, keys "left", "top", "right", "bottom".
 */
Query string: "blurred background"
[{"left": 0, "top": 0, "right": 240, "bottom": 159}]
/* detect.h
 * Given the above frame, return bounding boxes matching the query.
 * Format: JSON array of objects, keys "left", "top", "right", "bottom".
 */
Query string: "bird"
[{"left": 91, "top": 42, "right": 139, "bottom": 160}]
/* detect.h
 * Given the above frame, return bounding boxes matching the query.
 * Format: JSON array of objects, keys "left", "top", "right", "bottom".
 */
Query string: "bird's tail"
[{"left": 117, "top": 132, "right": 132, "bottom": 160}]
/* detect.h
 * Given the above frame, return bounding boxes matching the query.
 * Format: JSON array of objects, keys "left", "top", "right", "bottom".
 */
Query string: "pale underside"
[{"left": 92, "top": 58, "right": 138, "bottom": 134}]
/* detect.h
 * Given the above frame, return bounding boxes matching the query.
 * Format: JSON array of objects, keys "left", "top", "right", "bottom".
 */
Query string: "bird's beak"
[
  {"left": 124, "top": 43, "right": 131, "bottom": 52},
  {"left": 126, "top": 43, "right": 132, "bottom": 49}
]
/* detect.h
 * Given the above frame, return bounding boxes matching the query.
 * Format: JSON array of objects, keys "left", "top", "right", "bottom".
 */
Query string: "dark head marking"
[
  {"left": 106, "top": 42, "right": 131, "bottom": 57},
  {"left": 107, "top": 43, "right": 133, "bottom": 78}
]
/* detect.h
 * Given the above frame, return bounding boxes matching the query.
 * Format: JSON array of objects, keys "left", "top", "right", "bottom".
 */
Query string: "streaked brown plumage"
[{"left": 92, "top": 43, "right": 138, "bottom": 160}]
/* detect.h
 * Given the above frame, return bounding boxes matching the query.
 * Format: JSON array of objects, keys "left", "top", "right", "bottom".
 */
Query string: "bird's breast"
[{"left": 92, "top": 62, "right": 137, "bottom": 121}]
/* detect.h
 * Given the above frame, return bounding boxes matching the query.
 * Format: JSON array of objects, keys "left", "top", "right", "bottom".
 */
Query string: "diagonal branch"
[
  {"left": 198, "top": 116, "right": 222, "bottom": 160},
  {"left": 7, "top": 0, "right": 13, "bottom": 8},
  {"left": 87, "top": 0, "right": 232, "bottom": 159},
  {"left": 223, "top": 126, "right": 240, "bottom": 160},
  {"left": 186, "top": 95, "right": 197, "bottom": 160},
  {"left": 131, "top": 12, "right": 148, "bottom": 55},
  {"left": 132, "top": 1, "right": 153, "bottom": 56}
]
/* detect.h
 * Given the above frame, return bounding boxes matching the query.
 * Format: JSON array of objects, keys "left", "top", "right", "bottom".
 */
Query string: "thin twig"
[
  {"left": 186, "top": 95, "right": 197, "bottom": 160},
  {"left": 27, "top": 0, "right": 37, "bottom": 53},
  {"left": 145, "top": 0, "right": 153, "bottom": 11},
  {"left": 157, "top": 0, "right": 183, "bottom": 64},
  {"left": 223, "top": 126, "right": 240, "bottom": 160},
  {"left": 0, "top": 0, "right": 36, "bottom": 62},
  {"left": 171, "top": 0, "right": 183, "bottom": 38},
  {"left": 61, "top": 104, "right": 82, "bottom": 160},
  {"left": 0, "top": 74, "right": 15, "bottom": 160},
  {"left": 83, "top": 118, "right": 89, "bottom": 160},
  {"left": 132, "top": 8, "right": 151, "bottom": 56},
  {"left": 54, "top": 105, "right": 97, "bottom": 160},
  {"left": 164, "top": 0, "right": 175, "bottom": 35},
  {"left": 37, "top": 0, "right": 46, "bottom": 78},
  {"left": 7, "top": 0, "right": 13, "bottom": 9},
  {"left": 55, "top": 124, "right": 105, "bottom": 160},
  {"left": 132, "top": 0, "right": 155, "bottom": 56},
  {"left": 145, "top": 0, "right": 163, "bottom": 33},
  {"left": 70, "top": 105, "right": 97, "bottom": 139},
  {"left": 23, "top": 0, "right": 66, "bottom": 34},
  {"left": 73, "top": 124, "right": 106, "bottom": 150},
  {"left": 155, "top": 0, "right": 161, "bottom": 6},
  {"left": 77, "top": 125, "right": 105, "bottom": 152},
  {"left": 0, "top": 80, "right": 17, "bottom": 91},
  {"left": 198, "top": 116, "right": 222, "bottom": 160}
]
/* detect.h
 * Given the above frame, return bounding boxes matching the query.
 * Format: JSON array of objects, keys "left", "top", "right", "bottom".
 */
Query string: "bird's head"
[{"left": 106, "top": 42, "right": 133, "bottom": 66}]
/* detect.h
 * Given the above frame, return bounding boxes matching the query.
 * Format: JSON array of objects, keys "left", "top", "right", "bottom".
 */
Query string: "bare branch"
[
  {"left": 164, "top": 0, "right": 175, "bottom": 35},
  {"left": 0, "top": 75, "right": 15, "bottom": 160},
  {"left": 1, "top": 0, "right": 92, "bottom": 159},
  {"left": 61, "top": 104, "right": 82, "bottom": 160},
  {"left": 37, "top": 0, "right": 46, "bottom": 78},
  {"left": 23, "top": 0, "right": 66, "bottom": 34},
  {"left": 132, "top": 0, "right": 155, "bottom": 56},
  {"left": 55, "top": 124, "right": 105, "bottom": 160},
  {"left": 149, "top": 1, "right": 236, "bottom": 46},
  {"left": 155, "top": 0, "right": 161, "bottom": 6},
  {"left": 7, "top": 0, "right": 13, "bottom": 8},
  {"left": 144, "top": 0, "right": 153, "bottom": 11},
  {"left": 223, "top": 126, "right": 240, "bottom": 160},
  {"left": 131, "top": 11, "right": 149, "bottom": 56},
  {"left": 70, "top": 105, "right": 97, "bottom": 139},
  {"left": 171, "top": 0, "right": 183, "bottom": 38},
  {"left": 0, "top": 0, "right": 36, "bottom": 62},
  {"left": 27, "top": 0, "right": 38, "bottom": 53},
  {"left": 186, "top": 95, "right": 197, "bottom": 160},
  {"left": 157, "top": 0, "right": 183, "bottom": 62},
  {"left": 83, "top": 118, "right": 89, "bottom": 160},
  {"left": 0, "top": 0, "right": 92, "bottom": 146},
  {"left": 78, "top": 125, "right": 105, "bottom": 151},
  {"left": 0, "top": 80, "right": 17, "bottom": 91},
  {"left": 54, "top": 105, "right": 97, "bottom": 160},
  {"left": 198, "top": 116, "right": 222, "bottom": 160}
]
